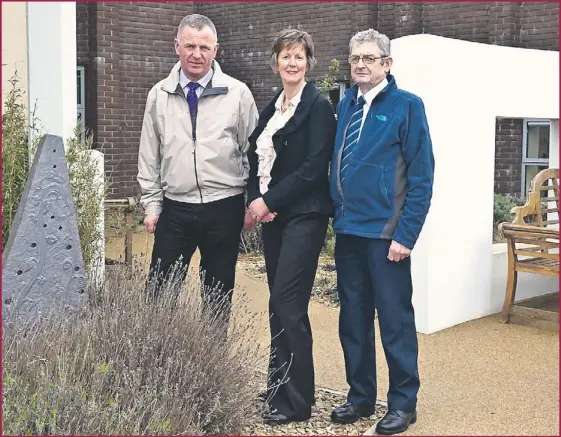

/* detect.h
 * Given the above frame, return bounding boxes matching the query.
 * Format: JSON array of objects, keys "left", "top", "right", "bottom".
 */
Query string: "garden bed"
[
  {"left": 237, "top": 253, "right": 339, "bottom": 307},
  {"left": 243, "top": 387, "right": 387, "bottom": 436}
]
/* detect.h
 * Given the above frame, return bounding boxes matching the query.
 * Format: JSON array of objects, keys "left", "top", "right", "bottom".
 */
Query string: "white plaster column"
[
  {"left": 27, "top": 2, "right": 77, "bottom": 146},
  {"left": 549, "top": 120, "right": 559, "bottom": 170},
  {"left": 89, "top": 149, "right": 106, "bottom": 288}
]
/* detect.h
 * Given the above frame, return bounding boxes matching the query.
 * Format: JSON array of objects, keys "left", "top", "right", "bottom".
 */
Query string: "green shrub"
[
  {"left": 2, "top": 72, "right": 33, "bottom": 249},
  {"left": 65, "top": 127, "right": 107, "bottom": 270},
  {"left": 493, "top": 193, "right": 525, "bottom": 241},
  {"left": 2, "top": 265, "right": 261, "bottom": 435},
  {"left": 1, "top": 71, "right": 107, "bottom": 273},
  {"left": 323, "top": 219, "right": 336, "bottom": 257}
]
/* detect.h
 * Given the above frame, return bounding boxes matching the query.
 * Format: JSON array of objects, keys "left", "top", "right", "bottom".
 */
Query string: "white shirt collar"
[
  {"left": 275, "top": 85, "right": 305, "bottom": 110},
  {"left": 358, "top": 77, "right": 388, "bottom": 106},
  {"left": 179, "top": 67, "right": 213, "bottom": 91}
]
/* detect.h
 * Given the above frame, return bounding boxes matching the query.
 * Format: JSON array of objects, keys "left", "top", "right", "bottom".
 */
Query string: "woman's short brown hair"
[{"left": 270, "top": 29, "right": 316, "bottom": 72}]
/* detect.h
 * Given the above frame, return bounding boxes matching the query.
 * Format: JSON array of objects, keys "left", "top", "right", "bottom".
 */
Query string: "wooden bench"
[{"left": 498, "top": 168, "right": 559, "bottom": 327}]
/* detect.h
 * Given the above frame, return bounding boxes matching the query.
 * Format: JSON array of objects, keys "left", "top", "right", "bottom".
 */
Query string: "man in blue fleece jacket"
[{"left": 329, "top": 29, "right": 434, "bottom": 435}]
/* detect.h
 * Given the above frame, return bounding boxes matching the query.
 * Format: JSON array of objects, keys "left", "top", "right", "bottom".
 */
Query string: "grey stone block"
[{"left": 2, "top": 134, "right": 87, "bottom": 325}]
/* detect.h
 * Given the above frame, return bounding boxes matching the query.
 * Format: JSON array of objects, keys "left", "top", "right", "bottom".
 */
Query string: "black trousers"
[
  {"left": 149, "top": 194, "right": 245, "bottom": 321},
  {"left": 262, "top": 212, "right": 329, "bottom": 420}
]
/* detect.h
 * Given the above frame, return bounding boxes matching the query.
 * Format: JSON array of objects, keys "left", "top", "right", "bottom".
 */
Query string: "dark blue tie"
[
  {"left": 186, "top": 82, "right": 200, "bottom": 114},
  {"left": 341, "top": 96, "right": 366, "bottom": 183}
]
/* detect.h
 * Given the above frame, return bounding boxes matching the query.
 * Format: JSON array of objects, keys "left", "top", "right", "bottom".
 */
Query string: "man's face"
[
  {"left": 174, "top": 25, "right": 218, "bottom": 81},
  {"left": 349, "top": 42, "right": 392, "bottom": 92}
]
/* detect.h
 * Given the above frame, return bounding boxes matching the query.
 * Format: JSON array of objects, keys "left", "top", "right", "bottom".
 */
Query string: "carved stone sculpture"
[{"left": 2, "top": 134, "right": 87, "bottom": 325}]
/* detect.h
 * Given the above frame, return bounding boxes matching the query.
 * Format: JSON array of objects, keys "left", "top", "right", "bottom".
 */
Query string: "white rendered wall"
[
  {"left": 27, "top": 2, "right": 77, "bottom": 144},
  {"left": 2, "top": 2, "right": 28, "bottom": 113},
  {"left": 390, "top": 35, "right": 559, "bottom": 334}
]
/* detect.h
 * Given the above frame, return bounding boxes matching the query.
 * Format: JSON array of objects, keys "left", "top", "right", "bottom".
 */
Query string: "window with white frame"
[
  {"left": 77, "top": 66, "right": 85, "bottom": 140},
  {"left": 521, "top": 119, "right": 550, "bottom": 198}
]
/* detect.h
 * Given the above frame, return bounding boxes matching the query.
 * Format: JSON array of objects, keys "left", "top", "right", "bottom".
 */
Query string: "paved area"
[{"left": 108, "top": 233, "right": 559, "bottom": 435}]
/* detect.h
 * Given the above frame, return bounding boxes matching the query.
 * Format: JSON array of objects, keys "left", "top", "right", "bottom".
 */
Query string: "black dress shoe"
[
  {"left": 261, "top": 407, "right": 310, "bottom": 425},
  {"left": 375, "top": 410, "right": 417, "bottom": 435},
  {"left": 331, "top": 402, "right": 376, "bottom": 424}
]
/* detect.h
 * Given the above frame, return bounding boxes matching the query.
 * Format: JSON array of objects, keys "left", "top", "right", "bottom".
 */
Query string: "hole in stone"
[
  {"left": 31, "top": 242, "right": 37, "bottom": 247},
  {"left": 16, "top": 270, "right": 22, "bottom": 275},
  {"left": 58, "top": 226, "right": 63, "bottom": 230},
  {"left": 79, "top": 289, "right": 85, "bottom": 294},
  {"left": 74, "top": 266, "right": 80, "bottom": 271},
  {"left": 50, "top": 215, "right": 55, "bottom": 219},
  {"left": 53, "top": 165, "right": 57, "bottom": 168},
  {"left": 4, "top": 298, "right": 12, "bottom": 305},
  {"left": 66, "top": 245, "right": 72, "bottom": 250},
  {"left": 43, "top": 224, "right": 47, "bottom": 228},
  {"left": 53, "top": 149, "right": 56, "bottom": 152}
]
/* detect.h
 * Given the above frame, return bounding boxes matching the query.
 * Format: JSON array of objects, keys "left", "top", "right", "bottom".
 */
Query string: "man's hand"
[
  {"left": 249, "top": 198, "right": 277, "bottom": 223},
  {"left": 144, "top": 214, "right": 159, "bottom": 234},
  {"left": 243, "top": 210, "right": 257, "bottom": 232},
  {"left": 388, "top": 240, "right": 411, "bottom": 262}
]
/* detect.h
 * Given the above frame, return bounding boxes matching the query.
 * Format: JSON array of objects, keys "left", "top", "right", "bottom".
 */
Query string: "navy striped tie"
[{"left": 341, "top": 96, "right": 365, "bottom": 183}]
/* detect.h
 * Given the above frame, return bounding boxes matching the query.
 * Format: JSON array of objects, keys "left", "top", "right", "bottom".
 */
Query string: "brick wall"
[
  {"left": 77, "top": 2, "right": 195, "bottom": 198},
  {"left": 76, "top": 1, "right": 559, "bottom": 198},
  {"left": 495, "top": 118, "right": 523, "bottom": 196},
  {"left": 196, "top": 1, "right": 375, "bottom": 110}
]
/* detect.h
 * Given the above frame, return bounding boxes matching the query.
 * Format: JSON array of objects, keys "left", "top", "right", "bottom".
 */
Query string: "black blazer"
[{"left": 247, "top": 81, "right": 337, "bottom": 217}]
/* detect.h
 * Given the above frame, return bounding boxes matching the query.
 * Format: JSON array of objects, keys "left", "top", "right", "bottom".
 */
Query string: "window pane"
[
  {"left": 526, "top": 123, "right": 549, "bottom": 159},
  {"left": 524, "top": 164, "right": 548, "bottom": 196},
  {"left": 76, "top": 69, "right": 82, "bottom": 105}
]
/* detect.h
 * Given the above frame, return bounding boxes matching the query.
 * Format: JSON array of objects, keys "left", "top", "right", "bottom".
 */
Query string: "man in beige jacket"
[{"left": 137, "top": 14, "right": 258, "bottom": 320}]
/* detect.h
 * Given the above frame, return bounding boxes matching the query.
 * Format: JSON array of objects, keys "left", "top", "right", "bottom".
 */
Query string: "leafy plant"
[
  {"left": 1, "top": 71, "right": 107, "bottom": 274},
  {"left": 493, "top": 193, "right": 525, "bottom": 242},
  {"left": 2, "top": 71, "right": 34, "bottom": 249},
  {"left": 65, "top": 127, "right": 108, "bottom": 271}
]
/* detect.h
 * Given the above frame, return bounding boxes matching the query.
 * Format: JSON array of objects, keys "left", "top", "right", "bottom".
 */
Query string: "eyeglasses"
[{"left": 348, "top": 54, "right": 386, "bottom": 65}]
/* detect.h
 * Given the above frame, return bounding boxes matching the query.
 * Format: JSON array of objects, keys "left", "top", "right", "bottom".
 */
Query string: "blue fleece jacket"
[{"left": 329, "top": 75, "right": 435, "bottom": 249}]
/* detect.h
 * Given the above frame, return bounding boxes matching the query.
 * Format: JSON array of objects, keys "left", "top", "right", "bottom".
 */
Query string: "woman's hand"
[{"left": 249, "top": 198, "right": 277, "bottom": 223}]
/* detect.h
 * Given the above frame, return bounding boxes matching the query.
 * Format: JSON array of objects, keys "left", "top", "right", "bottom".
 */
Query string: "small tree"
[{"left": 316, "top": 59, "right": 341, "bottom": 102}]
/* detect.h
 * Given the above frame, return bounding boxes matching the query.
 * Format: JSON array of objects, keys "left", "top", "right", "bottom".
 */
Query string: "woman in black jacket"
[{"left": 246, "top": 29, "right": 337, "bottom": 425}]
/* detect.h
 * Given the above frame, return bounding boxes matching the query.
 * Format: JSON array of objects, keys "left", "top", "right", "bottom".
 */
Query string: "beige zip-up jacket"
[{"left": 137, "top": 60, "right": 259, "bottom": 216}]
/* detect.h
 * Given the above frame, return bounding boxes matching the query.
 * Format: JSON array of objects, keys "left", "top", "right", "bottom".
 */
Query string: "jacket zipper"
[{"left": 192, "top": 137, "right": 203, "bottom": 203}]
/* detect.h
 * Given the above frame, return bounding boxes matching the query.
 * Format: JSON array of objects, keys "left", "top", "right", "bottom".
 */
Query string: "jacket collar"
[
  {"left": 251, "top": 81, "right": 321, "bottom": 145},
  {"left": 344, "top": 74, "right": 397, "bottom": 104},
  {"left": 160, "top": 60, "right": 229, "bottom": 96}
]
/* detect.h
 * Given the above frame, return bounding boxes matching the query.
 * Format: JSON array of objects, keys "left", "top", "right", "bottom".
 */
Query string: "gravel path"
[{"left": 243, "top": 387, "right": 387, "bottom": 436}]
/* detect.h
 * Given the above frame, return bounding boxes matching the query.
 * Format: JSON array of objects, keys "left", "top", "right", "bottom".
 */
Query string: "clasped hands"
[{"left": 244, "top": 197, "right": 276, "bottom": 232}]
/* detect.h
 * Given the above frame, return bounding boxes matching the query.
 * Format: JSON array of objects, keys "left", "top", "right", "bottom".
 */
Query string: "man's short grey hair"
[
  {"left": 177, "top": 14, "right": 218, "bottom": 42},
  {"left": 349, "top": 29, "right": 391, "bottom": 58}
]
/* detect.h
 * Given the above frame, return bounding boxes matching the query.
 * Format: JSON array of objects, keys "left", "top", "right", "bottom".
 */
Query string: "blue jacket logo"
[{"left": 376, "top": 114, "right": 387, "bottom": 122}]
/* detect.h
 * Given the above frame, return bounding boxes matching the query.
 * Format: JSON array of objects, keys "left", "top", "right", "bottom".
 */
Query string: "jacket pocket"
[{"left": 344, "top": 160, "right": 394, "bottom": 219}]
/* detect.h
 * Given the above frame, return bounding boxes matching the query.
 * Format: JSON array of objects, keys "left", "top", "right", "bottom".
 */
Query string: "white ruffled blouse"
[{"left": 255, "top": 87, "right": 303, "bottom": 194}]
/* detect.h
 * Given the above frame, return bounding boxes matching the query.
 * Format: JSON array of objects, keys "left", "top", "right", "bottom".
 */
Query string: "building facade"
[{"left": 75, "top": 1, "right": 559, "bottom": 199}]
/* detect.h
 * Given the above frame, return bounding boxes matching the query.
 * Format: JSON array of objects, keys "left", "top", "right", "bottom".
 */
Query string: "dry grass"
[{"left": 2, "top": 264, "right": 262, "bottom": 435}]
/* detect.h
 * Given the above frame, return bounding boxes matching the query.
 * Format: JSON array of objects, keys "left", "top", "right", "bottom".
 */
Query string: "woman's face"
[{"left": 277, "top": 44, "right": 308, "bottom": 86}]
